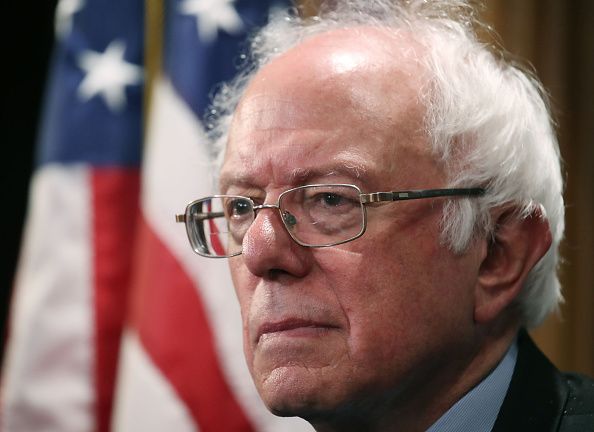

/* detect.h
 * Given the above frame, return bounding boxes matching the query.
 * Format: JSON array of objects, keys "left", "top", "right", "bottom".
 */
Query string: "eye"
[
  {"left": 320, "top": 193, "right": 346, "bottom": 207},
  {"left": 299, "top": 186, "right": 361, "bottom": 213},
  {"left": 226, "top": 198, "right": 252, "bottom": 218}
]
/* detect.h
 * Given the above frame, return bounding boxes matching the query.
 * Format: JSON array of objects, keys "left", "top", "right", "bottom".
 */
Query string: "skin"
[{"left": 219, "top": 28, "right": 552, "bottom": 431}]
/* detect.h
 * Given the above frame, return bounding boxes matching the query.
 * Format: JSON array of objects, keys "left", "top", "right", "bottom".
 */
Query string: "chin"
[
  {"left": 262, "top": 381, "right": 381, "bottom": 431},
  {"left": 264, "top": 393, "right": 333, "bottom": 422},
  {"left": 255, "top": 364, "right": 344, "bottom": 418}
]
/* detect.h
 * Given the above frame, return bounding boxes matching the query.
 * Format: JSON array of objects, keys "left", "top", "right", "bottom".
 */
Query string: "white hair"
[{"left": 206, "top": 0, "right": 565, "bottom": 328}]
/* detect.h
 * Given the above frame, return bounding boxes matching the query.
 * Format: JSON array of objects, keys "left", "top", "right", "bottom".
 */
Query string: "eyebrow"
[
  {"left": 219, "top": 157, "right": 372, "bottom": 192},
  {"left": 289, "top": 163, "right": 368, "bottom": 183}
]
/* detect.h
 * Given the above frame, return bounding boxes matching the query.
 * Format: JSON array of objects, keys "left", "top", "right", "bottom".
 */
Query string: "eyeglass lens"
[{"left": 186, "top": 185, "right": 365, "bottom": 257}]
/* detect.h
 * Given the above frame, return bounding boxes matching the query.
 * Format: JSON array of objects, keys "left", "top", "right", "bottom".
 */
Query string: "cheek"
[
  {"left": 305, "top": 248, "right": 422, "bottom": 396},
  {"left": 313, "top": 247, "right": 407, "bottom": 356},
  {"left": 228, "top": 259, "right": 256, "bottom": 356},
  {"left": 315, "top": 228, "right": 475, "bottom": 373},
  {"left": 229, "top": 259, "right": 252, "bottom": 315}
]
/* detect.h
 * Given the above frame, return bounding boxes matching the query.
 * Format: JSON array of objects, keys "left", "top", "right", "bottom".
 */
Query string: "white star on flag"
[
  {"left": 77, "top": 40, "right": 143, "bottom": 112},
  {"left": 55, "top": 0, "right": 85, "bottom": 39},
  {"left": 179, "top": 0, "right": 244, "bottom": 44}
]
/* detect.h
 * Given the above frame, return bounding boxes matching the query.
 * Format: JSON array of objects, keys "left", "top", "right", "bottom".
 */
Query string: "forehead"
[{"left": 221, "top": 28, "right": 436, "bottom": 190}]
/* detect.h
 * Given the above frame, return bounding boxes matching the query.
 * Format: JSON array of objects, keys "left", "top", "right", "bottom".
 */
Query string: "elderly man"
[{"left": 177, "top": 1, "right": 594, "bottom": 430}]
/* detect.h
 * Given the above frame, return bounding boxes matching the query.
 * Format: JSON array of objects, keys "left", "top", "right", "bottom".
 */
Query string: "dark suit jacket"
[{"left": 492, "top": 330, "right": 594, "bottom": 431}]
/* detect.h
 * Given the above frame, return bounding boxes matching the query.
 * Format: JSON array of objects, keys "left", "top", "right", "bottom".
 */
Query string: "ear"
[{"left": 474, "top": 207, "right": 553, "bottom": 324}]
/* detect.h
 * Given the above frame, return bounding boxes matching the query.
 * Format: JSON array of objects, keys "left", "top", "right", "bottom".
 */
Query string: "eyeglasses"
[{"left": 175, "top": 184, "right": 484, "bottom": 258}]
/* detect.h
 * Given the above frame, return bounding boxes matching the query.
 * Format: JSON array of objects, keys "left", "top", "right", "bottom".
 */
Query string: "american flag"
[{"left": 1, "top": 0, "right": 312, "bottom": 430}]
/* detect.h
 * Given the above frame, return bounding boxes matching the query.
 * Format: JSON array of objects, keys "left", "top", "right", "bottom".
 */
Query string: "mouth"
[{"left": 256, "top": 319, "right": 339, "bottom": 343}]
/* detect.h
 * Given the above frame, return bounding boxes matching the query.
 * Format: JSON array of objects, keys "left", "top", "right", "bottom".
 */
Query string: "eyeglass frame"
[{"left": 175, "top": 183, "right": 485, "bottom": 258}]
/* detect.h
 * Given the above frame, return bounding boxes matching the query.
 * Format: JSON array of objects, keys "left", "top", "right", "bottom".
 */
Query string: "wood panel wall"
[{"left": 484, "top": 0, "right": 594, "bottom": 376}]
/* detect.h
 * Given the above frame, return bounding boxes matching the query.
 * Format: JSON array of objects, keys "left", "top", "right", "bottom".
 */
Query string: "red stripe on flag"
[
  {"left": 129, "top": 216, "right": 254, "bottom": 432},
  {"left": 92, "top": 169, "right": 140, "bottom": 432}
]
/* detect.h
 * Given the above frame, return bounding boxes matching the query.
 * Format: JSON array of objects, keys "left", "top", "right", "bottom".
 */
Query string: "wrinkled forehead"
[
  {"left": 235, "top": 28, "right": 427, "bottom": 127},
  {"left": 222, "top": 28, "right": 432, "bottom": 187}
]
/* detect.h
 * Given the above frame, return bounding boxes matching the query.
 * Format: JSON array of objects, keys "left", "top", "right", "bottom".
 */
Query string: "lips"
[{"left": 256, "top": 318, "right": 338, "bottom": 342}]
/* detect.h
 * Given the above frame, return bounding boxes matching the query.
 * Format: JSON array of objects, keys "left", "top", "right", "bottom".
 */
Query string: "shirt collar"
[{"left": 426, "top": 339, "right": 518, "bottom": 432}]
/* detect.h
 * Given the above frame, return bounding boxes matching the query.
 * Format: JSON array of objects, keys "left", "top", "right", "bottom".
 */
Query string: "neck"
[{"left": 309, "top": 322, "right": 520, "bottom": 432}]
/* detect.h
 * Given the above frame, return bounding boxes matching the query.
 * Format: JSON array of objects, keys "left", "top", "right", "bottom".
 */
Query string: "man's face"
[{"left": 220, "top": 30, "right": 483, "bottom": 418}]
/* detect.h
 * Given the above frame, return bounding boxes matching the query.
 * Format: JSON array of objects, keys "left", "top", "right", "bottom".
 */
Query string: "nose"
[{"left": 241, "top": 207, "right": 312, "bottom": 279}]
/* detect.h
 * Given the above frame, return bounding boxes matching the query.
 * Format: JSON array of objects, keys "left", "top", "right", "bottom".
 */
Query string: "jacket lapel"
[{"left": 492, "top": 330, "right": 569, "bottom": 432}]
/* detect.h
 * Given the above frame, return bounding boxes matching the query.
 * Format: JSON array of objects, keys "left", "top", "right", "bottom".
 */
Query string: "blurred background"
[
  {"left": 482, "top": 0, "right": 594, "bottom": 377},
  {"left": 2, "top": 0, "right": 592, "bottom": 378},
  {"left": 3, "top": 0, "right": 58, "bottom": 360}
]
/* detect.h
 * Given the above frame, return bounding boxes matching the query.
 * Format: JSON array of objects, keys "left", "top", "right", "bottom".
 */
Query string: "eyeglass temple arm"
[
  {"left": 361, "top": 188, "right": 485, "bottom": 204},
  {"left": 175, "top": 211, "right": 225, "bottom": 223}
]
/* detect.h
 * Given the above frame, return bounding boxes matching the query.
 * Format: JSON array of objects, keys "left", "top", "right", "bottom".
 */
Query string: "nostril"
[{"left": 268, "top": 268, "right": 289, "bottom": 280}]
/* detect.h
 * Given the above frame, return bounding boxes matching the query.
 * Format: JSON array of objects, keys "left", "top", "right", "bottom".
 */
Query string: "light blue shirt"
[{"left": 426, "top": 341, "right": 518, "bottom": 432}]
